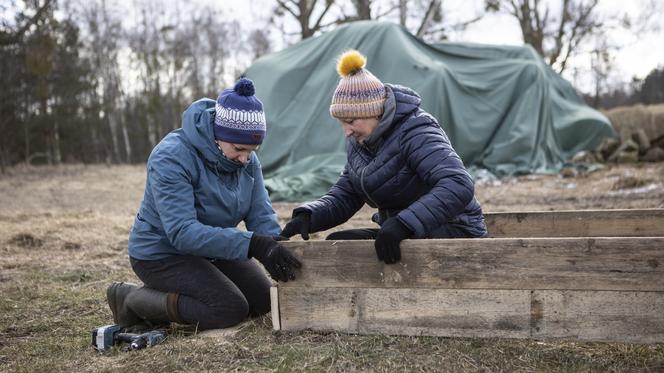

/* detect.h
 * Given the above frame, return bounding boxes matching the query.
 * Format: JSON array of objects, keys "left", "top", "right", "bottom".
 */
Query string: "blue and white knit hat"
[{"left": 214, "top": 78, "right": 266, "bottom": 145}]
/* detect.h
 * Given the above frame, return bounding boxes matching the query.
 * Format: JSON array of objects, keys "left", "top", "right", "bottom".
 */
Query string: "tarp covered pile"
[{"left": 245, "top": 21, "right": 613, "bottom": 202}]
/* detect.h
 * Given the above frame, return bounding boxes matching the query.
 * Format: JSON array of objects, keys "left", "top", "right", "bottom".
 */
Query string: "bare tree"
[
  {"left": 24, "top": 9, "right": 58, "bottom": 164},
  {"left": 249, "top": 29, "right": 272, "bottom": 59},
  {"left": 82, "top": 0, "right": 129, "bottom": 163},
  {"left": 342, "top": 0, "right": 402, "bottom": 23},
  {"left": 397, "top": 0, "right": 407, "bottom": 25},
  {"left": 487, "top": 0, "right": 602, "bottom": 73},
  {"left": 0, "top": 0, "right": 54, "bottom": 46},
  {"left": 275, "top": 0, "right": 337, "bottom": 39},
  {"left": 589, "top": 35, "right": 613, "bottom": 108},
  {"left": 415, "top": 0, "right": 441, "bottom": 37},
  {"left": 364, "top": 0, "right": 492, "bottom": 41},
  {"left": 272, "top": 0, "right": 485, "bottom": 42},
  {"left": 351, "top": 0, "right": 372, "bottom": 19}
]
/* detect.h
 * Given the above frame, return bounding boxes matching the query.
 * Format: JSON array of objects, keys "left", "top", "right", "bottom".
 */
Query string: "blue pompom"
[{"left": 234, "top": 78, "right": 255, "bottom": 96}]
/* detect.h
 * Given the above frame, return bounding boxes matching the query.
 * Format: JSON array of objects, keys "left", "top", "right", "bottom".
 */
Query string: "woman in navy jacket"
[{"left": 281, "top": 50, "right": 487, "bottom": 264}]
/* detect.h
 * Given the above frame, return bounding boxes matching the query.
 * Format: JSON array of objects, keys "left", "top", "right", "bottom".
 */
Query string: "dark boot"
[
  {"left": 125, "top": 287, "right": 185, "bottom": 328},
  {"left": 106, "top": 282, "right": 144, "bottom": 329}
]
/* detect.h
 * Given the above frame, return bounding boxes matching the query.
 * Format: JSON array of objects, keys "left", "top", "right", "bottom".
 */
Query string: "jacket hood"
[
  {"left": 363, "top": 84, "right": 422, "bottom": 149},
  {"left": 181, "top": 98, "right": 244, "bottom": 173},
  {"left": 182, "top": 98, "right": 221, "bottom": 162},
  {"left": 386, "top": 83, "right": 422, "bottom": 124}
]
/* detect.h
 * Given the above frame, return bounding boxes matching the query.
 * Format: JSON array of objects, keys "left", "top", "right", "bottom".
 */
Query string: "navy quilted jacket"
[{"left": 295, "top": 84, "right": 487, "bottom": 238}]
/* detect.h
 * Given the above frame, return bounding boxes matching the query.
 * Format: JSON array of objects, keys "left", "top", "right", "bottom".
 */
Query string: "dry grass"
[{"left": 1, "top": 163, "right": 664, "bottom": 371}]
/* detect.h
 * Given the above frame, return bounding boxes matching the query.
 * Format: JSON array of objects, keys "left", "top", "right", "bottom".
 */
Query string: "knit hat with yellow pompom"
[{"left": 330, "top": 50, "right": 386, "bottom": 119}]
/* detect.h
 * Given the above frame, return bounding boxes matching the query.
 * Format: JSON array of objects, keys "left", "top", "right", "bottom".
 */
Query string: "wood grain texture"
[
  {"left": 281, "top": 237, "right": 664, "bottom": 291},
  {"left": 485, "top": 209, "right": 664, "bottom": 237},
  {"left": 276, "top": 287, "right": 664, "bottom": 343},
  {"left": 278, "top": 287, "right": 532, "bottom": 338},
  {"left": 531, "top": 290, "right": 664, "bottom": 343}
]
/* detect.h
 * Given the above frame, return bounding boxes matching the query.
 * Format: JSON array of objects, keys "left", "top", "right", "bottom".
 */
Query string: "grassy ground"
[{"left": 1, "top": 163, "right": 663, "bottom": 372}]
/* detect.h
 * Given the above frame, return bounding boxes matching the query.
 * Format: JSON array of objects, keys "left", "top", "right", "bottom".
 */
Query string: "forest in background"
[{"left": 1, "top": 0, "right": 663, "bottom": 172}]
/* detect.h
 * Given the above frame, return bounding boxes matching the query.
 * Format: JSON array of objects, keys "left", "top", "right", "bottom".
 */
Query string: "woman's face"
[
  {"left": 216, "top": 141, "right": 258, "bottom": 165},
  {"left": 337, "top": 117, "right": 379, "bottom": 144}
]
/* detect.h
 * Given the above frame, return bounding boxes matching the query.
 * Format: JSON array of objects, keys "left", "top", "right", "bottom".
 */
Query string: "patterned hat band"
[
  {"left": 215, "top": 105, "right": 266, "bottom": 129},
  {"left": 214, "top": 104, "right": 266, "bottom": 145},
  {"left": 330, "top": 100, "right": 385, "bottom": 119}
]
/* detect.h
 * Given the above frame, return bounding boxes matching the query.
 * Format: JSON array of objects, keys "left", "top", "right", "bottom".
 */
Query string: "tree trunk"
[
  {"left": 0, "top": 144, "right": 6, "bottom": 174},
  {"left": 45, "top": 136, "right": 52, "bottom": 166},
  {"left": 23, "top": 94, "right": 31, "bottom": 164},
  {"left": 23, "top": 120, "right": 30, "bottom": 164},
  {"left": 108, "top": 110, "right": 120, "bottom": 163},
  {"left": 53, "top": 120, "right": 61, "bottom": 164},
  {"left": 399, "top": 0, "right": 407, "bottom": 25},
  {"left": 90, "top": 123, "right": 101, "bottom": 163},
  {"left": 354, "top": 0, "right": 372, "bottom": 20},
  {"left": 147, "top": 102, "right": 158, "bottom": 149},
  {"left": 121, "top": 120, "right": 131, "bottom": 162},
  {"left": 416, "top": 0, "right": 441, "bottom": 37},
  {"left": 41, "top": 98, "right": 51, "bottom": 165}
]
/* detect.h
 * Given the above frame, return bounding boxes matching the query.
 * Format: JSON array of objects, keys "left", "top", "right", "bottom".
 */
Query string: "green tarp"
[{"left": 245, "top": 21, "right": 614, "bottom": 202}]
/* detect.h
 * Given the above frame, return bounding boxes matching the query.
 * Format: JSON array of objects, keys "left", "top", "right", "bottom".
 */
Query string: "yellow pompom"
[{"left": 336, "top": 50, "right": 366, "bottom": 77}]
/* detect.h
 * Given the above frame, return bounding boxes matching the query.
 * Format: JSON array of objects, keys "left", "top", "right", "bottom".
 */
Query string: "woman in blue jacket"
[
  {"left": 107, "top": 78, "right": 300, "bottom": 331},
  {"left": 281, "top": 50, "right": 487, "bottom": 264}
]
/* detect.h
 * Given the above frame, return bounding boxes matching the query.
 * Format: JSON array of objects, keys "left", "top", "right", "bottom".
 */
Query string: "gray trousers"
[{"left": 130, "top": 255, "right": 271, "bottom": 330}]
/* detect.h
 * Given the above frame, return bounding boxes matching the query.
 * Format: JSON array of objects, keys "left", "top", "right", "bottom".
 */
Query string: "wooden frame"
[{"left": 271, "top": 209, "right": 664, "bottom": 343}]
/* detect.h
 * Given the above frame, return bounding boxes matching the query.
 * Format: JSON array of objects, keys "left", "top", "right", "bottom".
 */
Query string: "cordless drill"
[{"left": 92, "top": 324, "right": 167, "bottom": 351}]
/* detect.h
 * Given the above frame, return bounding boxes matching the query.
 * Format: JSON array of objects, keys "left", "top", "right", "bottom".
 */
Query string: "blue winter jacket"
[
  {"left": 128, "top": 98, "right": 281, "bottom": 261},
  {"left": 296, "top": 84, "right": 487, "bottom": 238}
]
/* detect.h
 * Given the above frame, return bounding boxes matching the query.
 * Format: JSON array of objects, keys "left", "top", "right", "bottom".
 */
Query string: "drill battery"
[{"left": 92, "top": 324, "right": 121, "bottom": 351}]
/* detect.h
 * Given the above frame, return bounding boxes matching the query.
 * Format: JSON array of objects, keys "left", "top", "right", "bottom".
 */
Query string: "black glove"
[
  {"left": 374, "top": 217, "right": 412, "bottom": 264},
  {"left": 280, "top": 212, "right": 311, "bottom": 240},
  {"left": 248, "top": 234, "right": 302, "bottom": 282}
]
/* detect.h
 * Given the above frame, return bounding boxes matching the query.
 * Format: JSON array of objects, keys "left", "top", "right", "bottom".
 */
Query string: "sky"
[
  {"left": 63, "top": 0, "right": 663, "bottom": 95},
  {"left": 224, "top": 0, "right": 664, "bottom": 93},
  {"left": 455, "top": 0, "right": 664, "bottom": 90}
]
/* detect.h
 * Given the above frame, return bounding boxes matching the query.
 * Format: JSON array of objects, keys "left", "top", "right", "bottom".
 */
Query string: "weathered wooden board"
[
  {"left": 280, "top": 237, "right": 664, "bottom": 291},
  {"left": 277, "top": 287, "right": 531, "bottom": 339},
  {"left": 530, "top": 290, "right": 664, "bottom": 343},
  {"left": 274, "top": 287, "right": 664, "bottom": 343},
  {"left": 485, "top": 209, "right": 664, "bottom": 237}
]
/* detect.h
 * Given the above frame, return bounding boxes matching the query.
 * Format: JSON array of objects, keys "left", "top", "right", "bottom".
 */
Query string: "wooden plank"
[
  {"left": 270, "top": 287, "right": 280, "bottom": 331},
  {"left": 485, "top": 209, "right": 664, "bottom": 237},
  {"left": 281, "top": 237, "right": 664, "bottom": 291},
  {"left": 531, "top": 290, "right": 664, "bottom": 344},
  {"left": 279, "top": 287, "right": 360, "bottom": 332},
  {"left": 278, "top": 287, "right": 531, "bottom": 339},
  {"left": 276, "top": 287, "right": 664, "bottom": 343}
]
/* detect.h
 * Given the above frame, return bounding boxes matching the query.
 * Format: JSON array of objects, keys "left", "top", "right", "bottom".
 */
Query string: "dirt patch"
[
  {"left": 611, "top": 176, "right": 655, "bottom": 190},
  {"left": 8, "top": 233, "right": 44, "bottom": 249},
  {"left": 61, "top": 241, "right": 82, "bottom": 251}
]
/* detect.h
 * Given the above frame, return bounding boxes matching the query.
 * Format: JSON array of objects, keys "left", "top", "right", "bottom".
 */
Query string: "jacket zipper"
[{"left": 360, "top": 166, "right": 378, "bottom": 207}]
